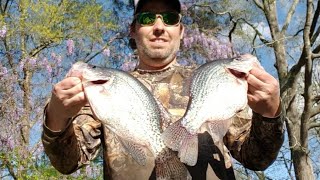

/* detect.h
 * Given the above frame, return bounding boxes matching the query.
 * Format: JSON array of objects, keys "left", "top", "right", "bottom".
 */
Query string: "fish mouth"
[
  {"left": 227, "top": 68, "right": 248, "bottom": 79},
  {"left": 91, "top": 80, "right": 108, "bottom": 84}
]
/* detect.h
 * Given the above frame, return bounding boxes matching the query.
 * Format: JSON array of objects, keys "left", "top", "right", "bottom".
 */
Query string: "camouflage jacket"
[{"left": 42, "top": 63, "right": 285, "bottom": 180}]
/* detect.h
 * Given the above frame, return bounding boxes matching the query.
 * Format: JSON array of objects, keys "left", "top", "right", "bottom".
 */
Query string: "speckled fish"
[
  {"left": 67, "top": 62, "right": 190, "bottom": 180},
  {"left": 162, "top": 56, "right": 261, "bottom": 166}
]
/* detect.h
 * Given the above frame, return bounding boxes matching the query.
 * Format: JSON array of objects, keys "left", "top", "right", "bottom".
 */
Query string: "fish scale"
[
  {"left": 163, "top": 56, "right": 261, "bottom": 167},
  {"left": 67, "top": 62, "right": 190, "bottom": 180}
]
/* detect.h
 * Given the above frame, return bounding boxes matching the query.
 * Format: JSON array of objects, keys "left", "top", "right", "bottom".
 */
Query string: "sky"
[{"left": 16, "top": 0, "right": 320, "bottom": 179}]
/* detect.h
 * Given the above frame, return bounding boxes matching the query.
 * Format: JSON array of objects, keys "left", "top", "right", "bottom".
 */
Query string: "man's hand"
[
  {"left": 246, "top": 61, "right": 281, "bottom": 118},
  {"left": 46, "top": 76, "right": 87, "bottom": 131}
]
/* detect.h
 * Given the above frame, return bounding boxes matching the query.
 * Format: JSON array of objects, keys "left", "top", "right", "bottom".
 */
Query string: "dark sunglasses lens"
[
  {"left": 138, "top": 12, "right": 156, "bottom": 25},
  {"left": 162, "top": 12, "right": 180, "bottom": 25}
]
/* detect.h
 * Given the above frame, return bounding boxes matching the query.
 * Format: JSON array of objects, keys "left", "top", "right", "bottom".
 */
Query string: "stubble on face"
[
  {"left": 136, "top": 34, "right": 181, "bottom": 64},
  {"left": 132, "top": 1, "right": 183, "bottom": 70}
]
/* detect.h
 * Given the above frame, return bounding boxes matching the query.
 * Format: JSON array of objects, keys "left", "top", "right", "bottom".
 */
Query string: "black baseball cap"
[{"left": 134, "top": 0, "right": 181, "bottom": 14}]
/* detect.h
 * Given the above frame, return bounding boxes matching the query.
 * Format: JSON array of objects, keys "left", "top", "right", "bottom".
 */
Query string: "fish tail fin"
[
  {"left": 155, "top": 148, "right": 191, "bottom": 180},
  {"left": 162, "top": 120, "right": 199, "bottom": 166}
]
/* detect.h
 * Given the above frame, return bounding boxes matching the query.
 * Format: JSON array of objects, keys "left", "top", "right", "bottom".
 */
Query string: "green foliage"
[
  {"left": 3, "top": 0, "right": 117, "bottom": 57},
  {"left": 0, "top": 0, "right": 116, "bottom": 179},
  {"left": 1, "top": 147, "right": 103, "bottom": 179}
]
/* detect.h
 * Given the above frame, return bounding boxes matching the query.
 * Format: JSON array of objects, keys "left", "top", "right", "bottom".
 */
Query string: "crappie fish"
[
  {"left": 68, "top": 62, "right": 190, "bottom": 180},
  {"left": 162, "top": 55, "right": 261, "bottom": 166}
]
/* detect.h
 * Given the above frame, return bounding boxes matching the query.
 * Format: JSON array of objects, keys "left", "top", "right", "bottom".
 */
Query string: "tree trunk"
[
  {"left": 292, "top": 148, "right": 315, "bottom": 180},
  {"left": 263, "top": 0, "right": 316, "bottom": 178},
  {"left": 286, "top": 102, "right": 315, "bottom": 180}
]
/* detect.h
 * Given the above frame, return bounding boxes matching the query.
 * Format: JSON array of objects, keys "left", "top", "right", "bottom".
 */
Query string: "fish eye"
[{"left": 92, "top": 66, "right": 97, "bottom": 69}]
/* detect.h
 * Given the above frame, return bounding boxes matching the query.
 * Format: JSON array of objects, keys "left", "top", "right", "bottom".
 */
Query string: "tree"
[
  {"left": 2, "top": 0, "right": 319, "bottom": 179},
  {"left": 0, "top": 0, "right": 116, "bottom": 178},
  {"left": 240, "top": 1, "right": 319, "bottom": 179},
  {"left": 178, "top": 0, "right": 320, "bottom": 179}
]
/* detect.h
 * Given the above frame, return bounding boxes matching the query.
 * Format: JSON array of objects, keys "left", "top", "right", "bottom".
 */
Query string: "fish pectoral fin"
[
  {"left": 118, "top": 138, "right": 147, "bottom": 166},
  {"left": 178, "top": 133, "right": 198, "bottom": 166},
  {"left": 206, "top": 119, "right": 232, "bottom": 143},
  {"left": 162, "top": 120, "right": 199, "bottom": 166}
]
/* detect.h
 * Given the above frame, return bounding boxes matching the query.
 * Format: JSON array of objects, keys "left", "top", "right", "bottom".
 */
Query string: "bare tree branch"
[
  {"left": 262, "top": 0, "right": 288, "bottom": 83},
  {"left": 311, "top": 26, "right": 320, "bottom": 45},
  {"left": 312, "top": 43, "right": 320, "bottom": 54},
  {"left": 279, "top": 150, "right": 295, "bottom": 180},
  {"left": 310, "top": 105, "right": 320, "bottom": 119},
  {"left": 190, "top": 3, "right": 274, "bottom": 49},
  {"left": 252, "top": 0, "right": 264, "bottom": 11},
  {"left": 293, "top": 29, "right": 304, "bottom": 37},
  {"left": 85, "top": 33, "right": 122, "bottom": 63},
  {"left": 310, "top": 0, "right": 320, "bottom": 43},
  {"left": 281, "top": 0, "right": 299, "bottom": 33},
  {"left": 241, "top": 18, "right": 272, "bottom": 46},
  {"left": 309, "top": 122, "right": 320, "bottom": 130},
  {"left": 301, "top": 0, "right": 314, "bottom": 148},
  {"left": 0, "top": 0, "right": 11, "bottom": 15},
  {"left": 29, "top": 40, "right": 54, "bottom": 57},
  {"left": 228, "top": 18, "right": 272, "bottom": 47},
  {"left": 281, "top": 51, "right": 306, "bottom": 96},
  {"left": 312, "top": 53, "right": 320, "bottom": 59},
  {"left": 1, "top": 155, "right": 17, "bottom": 180},
  {"left": 0, "top": 0, "right": 3, "bottom": 14},
  {"left": 191, "top": 4, "right": 232, "bottom": 16}
]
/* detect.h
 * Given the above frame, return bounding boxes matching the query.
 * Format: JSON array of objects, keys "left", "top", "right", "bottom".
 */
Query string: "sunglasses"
[{"left": 135, "top": 12, "right": 182, "bottom": 26}]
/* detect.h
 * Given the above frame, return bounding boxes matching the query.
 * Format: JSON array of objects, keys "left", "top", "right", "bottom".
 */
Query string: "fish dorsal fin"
[{"left": 117, "top": 137, "right": 148, "bottom": 166}]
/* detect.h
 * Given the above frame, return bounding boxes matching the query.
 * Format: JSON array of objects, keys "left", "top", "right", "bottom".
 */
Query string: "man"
[{"left": 42, "top": 0, "right": 284, "bottom": 179}]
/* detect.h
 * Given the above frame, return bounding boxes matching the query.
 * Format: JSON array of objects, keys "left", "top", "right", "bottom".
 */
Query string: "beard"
[{"left": 136, "top": 39, "right": 181, "bottom": 63}]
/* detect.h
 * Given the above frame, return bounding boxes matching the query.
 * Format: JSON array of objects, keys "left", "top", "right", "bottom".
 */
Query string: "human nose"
[{"left": 153, "top": 16, "right": 165, "bottom": 34}]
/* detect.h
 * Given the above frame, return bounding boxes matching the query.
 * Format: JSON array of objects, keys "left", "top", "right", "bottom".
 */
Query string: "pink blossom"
[
  {"left": 121, "top": 61, "right": 137, "bottom": 72},
  {"left": 46, "top": 64, "right": 52, "bottom": 73},
  {"left": 0, "top": 67, "right": 8, "bottom": 76},
  {"left": 66, "top": 39, "right": 74, "bottom": 55},
  {"left": 56, "top": 55, "right": 62, "bottom": 65},
  {"left": 86, "top": 166, "right": 93, "bottom": 177},
  {"left": 181, "top": 4, "right": 188, "bottom": 12},
  {"left": 7, "top": 136, "right": 14, "bottom": 150},
  {"left": 28, "top": 57, "right": 37, "bottom": 67},
  {"left": 103, "top": 48, "right": 111, "bottom": 57},
  {"left": 51, "top": 52, "right": 62, "bottom": 65},
  {"left": 19, "top": 59, "right": 26, "bottom": 70},
  {"left": 0, "top": 26, "right": 7, "bottom": 38},
  {"left": 51, "top": 52, "right": 56, "bottom": 59}
]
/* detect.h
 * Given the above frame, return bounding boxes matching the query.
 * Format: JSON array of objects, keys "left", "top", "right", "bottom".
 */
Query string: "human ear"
[
  {"left": 179, "top": 24, "right": 185, "bottom": 40},
  {"left": 130, "top": 22, "right": 136, "bottom": 39}
]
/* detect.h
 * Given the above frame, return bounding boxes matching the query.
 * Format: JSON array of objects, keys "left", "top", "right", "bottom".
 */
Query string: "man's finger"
[
  {"left": 64, "top": 92, "right": 87, "bottom": 107},
  {"left": 55, "top": 77, "right": 82, "bottom": 90},
  {"left": 246, "top": 73, "right": 265, "bottom": 90},
  {"left": 249, "top": 67, "right": 274, "bottom": 83},
  {"left": 61, "top": 83, "right": 85, "bottom": 99}
]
